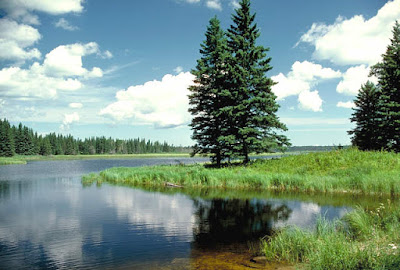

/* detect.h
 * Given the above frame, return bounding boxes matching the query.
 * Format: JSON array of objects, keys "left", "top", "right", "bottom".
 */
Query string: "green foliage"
[
  {"left": 370, "top": 21, "right": 400, "bottom": 152},
  {"left": 0, "top": 119, "right": 15, "bottom": 157},
  {"left": 349, "top": 81, "right": 382, "bottom": 150},
  {"left": 189, "top": 0, "right": 290, "bottom": 165},
  {"left": 224, "top": 0, "right": 290, "bottom": 162},
  {"left": 83, "top": 149, "right": 400, "bottom": 196},
  {"left": 0, "top": 118, "right": 190, "bottom": 159},
  {"left": 189, "top": 16, "right": 230, "bottom": 166},
  {"left": 263, "top": 202, "right": 400, "bottom": 269}
]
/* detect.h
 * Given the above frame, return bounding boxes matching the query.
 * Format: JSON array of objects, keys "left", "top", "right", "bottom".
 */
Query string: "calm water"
[{"left": 0, "top": 158, "right": 361, "bottom": 269}]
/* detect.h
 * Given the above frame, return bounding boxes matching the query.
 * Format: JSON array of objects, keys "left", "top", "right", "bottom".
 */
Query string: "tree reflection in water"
[{"left": 192, "top": 198, "right": 292, "bottom": 249}]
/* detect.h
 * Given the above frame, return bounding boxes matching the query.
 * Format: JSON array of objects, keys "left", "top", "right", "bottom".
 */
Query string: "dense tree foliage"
[
  {"left": 369, "top": 21, "right": 400, "bottom": 152},
  {"left": 189, "top": 0, "right": 290, "bottom": 165},
  {"left": 189, "top": 17, "right": 230, "bottom": 166},
  {"left": 0, "top": 119, "right": 190, "bottom": 157},
  {"left": 348, "top": 82, "right": 382, "bottom": 150}
]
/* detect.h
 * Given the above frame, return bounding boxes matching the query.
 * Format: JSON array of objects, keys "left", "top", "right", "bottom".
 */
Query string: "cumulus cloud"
[
  {"left": 100, "top": 72, "right": 195, "bottom": 128},
  {"left": 336, "top": 65, "right": 378, "bottom": 95},
  {"left": 297, "top": 0, "right": 400, "bottom": 65},
  {"left": 0, "top": 18, "right": 41, "bottom": 61},
  {"left": 206, "top": 0, "right": 222, "bottom": 10},
  {"left": 42, "top": 42, "right": 104, "bottom": 78},
  {"left": 0, "top": 0, "right": 84, "bottom": 24},
  {"left": 272, "top": 61, "right": 341, "bottom": 100},
  {"left": 60, "top": 112, "right": 80, "bottom": 130},
  {"left": 337, "top": 101, "right": 355, "bottom": 109},
  {"left": 298, "top": 90, "right": 323, "bottom": 112},
  {"left": 271, "top": 61, "right": 340, "bottom": 112},
  {"left": 0, "top": 42, "right": 105, "bottom": 99},
  {"left": 69, "top": 102, "right": 83, "bottom": 109},
  {"left": 54, "top": 18, "right": 78, "bottom": 31}
]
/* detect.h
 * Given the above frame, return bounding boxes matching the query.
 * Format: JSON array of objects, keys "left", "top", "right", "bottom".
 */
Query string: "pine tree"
[
  {"left": 189, "top": 16, "right": 230, "bottom": 166},
  {"left": 348, "top": 81, "right": 382, "bottom": 150},
  {"left": 226, "top": 0, "right": 290, "bottom": 162},
  {"left": 370, "top": 21, "right": 400, "bottom": 152},
  {"left": 0, "top": 119, "right": 15, "bottom": 157}
]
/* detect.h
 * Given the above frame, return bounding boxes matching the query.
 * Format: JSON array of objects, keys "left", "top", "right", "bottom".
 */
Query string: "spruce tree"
[
  {"left": 348, "top": 81, "right": 382, "bottom": 150},
  {"left": 189, "top": 16, "right": 230, "bottom": 166},
  {"left": 0, "top": 119, "right": 15, "bottom": 157},
  {"left": 370, "top": 21, "right": 400, "bottom": 152},
  {"left": 226, "top": 0, "right": 290, "bottom": 162}
]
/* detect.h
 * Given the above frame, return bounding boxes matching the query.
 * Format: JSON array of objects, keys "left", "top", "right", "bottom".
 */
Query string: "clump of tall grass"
[
  {"left": 83, "top": 149, "right": 400, "bottom": 196},
  {"left": 262, "top": 201, "right": 400, "bottom": 269},
  {"left": 0, "top": 157, "right": 26, "bottom": 165}
]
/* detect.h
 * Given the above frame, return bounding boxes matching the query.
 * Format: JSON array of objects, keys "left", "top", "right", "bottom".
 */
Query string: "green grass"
[
  {"left": 0, "top": 153, "right": 193, "bottom": 165},
  {"left": 83, "top": 149, "right": 400, "bottom": 196},
  {"left": 262, "top": 201, "right": 400, "bottom": 269},
  {"left": 0, "top": 156, "right": 27, "bottom": 165}
]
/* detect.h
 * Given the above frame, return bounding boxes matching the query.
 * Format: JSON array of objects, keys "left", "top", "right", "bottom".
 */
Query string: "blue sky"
[{"left": 0, "top": 0, "right": 399, "bottom": 146}]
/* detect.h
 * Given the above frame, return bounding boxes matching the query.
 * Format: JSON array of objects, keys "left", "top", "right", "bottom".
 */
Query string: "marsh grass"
[
  {"left": 263, "top": 201, "right": 400, "bottom": 269},
  {"left": 83, "top": 149, "right": 400, "bottom": 196},
  {"left": 0, "top": 156, "right": 26, "bottom": 165}
]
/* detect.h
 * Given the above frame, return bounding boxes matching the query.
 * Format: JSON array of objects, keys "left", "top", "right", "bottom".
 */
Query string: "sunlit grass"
[
  {"left": 262, "top": 201, "right": 400, "bottom": 269},
  {"left": 83, "top": 149, "right": 400, "bottom": 196}
]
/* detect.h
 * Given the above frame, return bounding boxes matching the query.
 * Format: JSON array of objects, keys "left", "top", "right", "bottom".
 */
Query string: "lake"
[{"left": 0, "top": 158, "right": 381, "bottom": 269}]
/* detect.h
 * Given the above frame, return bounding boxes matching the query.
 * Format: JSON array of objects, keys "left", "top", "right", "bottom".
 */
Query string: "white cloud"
[
  {"left": 54, "top": 18, "right": 78, "bottom": 31},
  {"left": 174, "top": 66, "right": 184, "bottom": 74},
  {"left": 337, "top": 101, "right": 355, "bottom": 109},
  {"left": 100, "top": 72, "right": 195, "bottom": 128},
  {"left": 272, "top": 61, "right": 341, "bottom": 101},
  {"left": 0, "top": 66, "right": 82, "bottom": 99},
  {"left": 298, "top": 90, "right": 323, "bottom": 112},
  {"left": 336, "top": 65, "right": 378, "bottom": 95},
  {"left": 60, "top": 112, "right": 80, "bottom": 130},
  {"left": 0, "top": 42, "right": 105, "bottom": 99},
  {"left": 42, "top": 42, "right": 103, "bottom": 78},
  {"left": 297, "top": 0, "right": 400, "bottom": 65},
  {"left": 206, "top": 0, "right": 222, "bottom": 10},
  {"left": 0, "top": 18, "right": 41, "bottom": 61},
  {"left": 272, "top": 61, "right": 340, "bottom": 112},
  {"left": 69, "top": 102, "right": 83, "bottom": 109},
  {"left": 0, "top": 0, "right": 84, "bottom": 24}
]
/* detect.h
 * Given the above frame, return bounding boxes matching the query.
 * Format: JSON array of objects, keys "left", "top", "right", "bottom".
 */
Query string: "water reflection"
[
  {"left": 192, "top": 198, "right": 291, "bottom": 247},
  {"left": 0, "top": 159, "right": 384, "bottom": 269}
]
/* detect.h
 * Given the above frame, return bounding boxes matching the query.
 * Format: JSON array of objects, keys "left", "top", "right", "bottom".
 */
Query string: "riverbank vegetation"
[
  {"left": 263, "top": 201, "right": 400, "bottom": 269},
  {"left": 0, "top": 118, "right": 191, "bottom": 158},
  {"left": 0, "top": 153, "right": 194, "bottom": 165},
  {"left": 82, "top": 148, "right": 400, "bottom": 196}
]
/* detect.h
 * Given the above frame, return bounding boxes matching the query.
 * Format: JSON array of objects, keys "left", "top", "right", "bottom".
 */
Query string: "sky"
[{"left": 0, "top": 0, "right": 399, "bottom": 147}]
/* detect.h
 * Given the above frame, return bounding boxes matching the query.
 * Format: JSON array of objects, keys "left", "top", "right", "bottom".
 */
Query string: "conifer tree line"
[
  {"left": 349, "top": 21, "right": 400, "bottom": 152},
  {"left": 0, "top": 119, "right": 190, "bottom": 157},
  {"left": 189, "top": 0, "right": 290, "bottom": 165}
]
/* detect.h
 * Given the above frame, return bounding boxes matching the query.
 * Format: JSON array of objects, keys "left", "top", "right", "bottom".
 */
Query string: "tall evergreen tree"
[
  {"left": 226, "top": 0, "right": 290, "bottom": 162},
  {"left": 370, "top": 21, "right": 400, "bottom": 152},
  {"left": 0, "top": 119, "right": 15, "bottom": 157},
  {"left": 189, "top": 16, "right": 230, "bottom": 166},
  {"left": 348, "top": 81, "right": 382, "bottom": 150}
]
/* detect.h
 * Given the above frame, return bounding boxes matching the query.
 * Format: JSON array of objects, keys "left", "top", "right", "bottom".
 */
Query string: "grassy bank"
[
  {"left": 0, "top": 156, "right": 27, "bottom": 165},
  {"left": 83, "top": 149, "right": 400, "bottom": 196},
  {"left": 263, "top": 201, "right": 400, "bottom": 269},
  {"left": 0, "top": 153, "right": 193, "bottom": 165}
]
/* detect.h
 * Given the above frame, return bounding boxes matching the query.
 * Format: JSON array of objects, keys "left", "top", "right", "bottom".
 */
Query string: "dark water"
[{"left": 0, "top": 158, "right": 362, "bottom": 269}]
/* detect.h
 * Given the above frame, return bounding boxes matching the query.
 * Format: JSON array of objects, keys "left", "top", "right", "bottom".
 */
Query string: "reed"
[
  {"left": 83, "top": 149, "right": 400, "bottom": 196},
  {"left": 262, "top": 201, "right": 400, "bottom": 269}
]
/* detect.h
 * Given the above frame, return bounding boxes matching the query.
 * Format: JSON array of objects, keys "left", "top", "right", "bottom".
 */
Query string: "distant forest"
[{"left": 0, "top": 119, "right": 191, "bottom": 157}]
